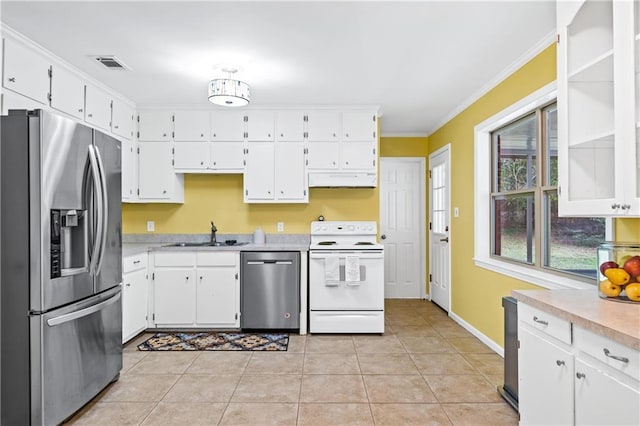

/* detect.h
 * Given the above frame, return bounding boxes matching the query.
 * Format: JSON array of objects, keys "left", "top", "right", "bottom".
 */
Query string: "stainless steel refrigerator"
[{"left": 1, "top": 109, "right": 123, "bottom": 425}]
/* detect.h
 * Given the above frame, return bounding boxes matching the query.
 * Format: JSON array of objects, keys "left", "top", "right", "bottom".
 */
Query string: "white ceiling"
[{"left": 0, "top": 1, "right": 556, "bottom": 136}]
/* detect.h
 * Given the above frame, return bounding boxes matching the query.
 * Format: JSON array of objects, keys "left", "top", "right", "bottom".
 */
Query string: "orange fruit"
[
  {"left": 624, "top": 283, "right": 640, "bottom": 302},
  {"left": 604, "top": 268, "right": 631, "bottom": 286},
  {"left": 599, "top": 279, "right": 622, "bottom": 298}
]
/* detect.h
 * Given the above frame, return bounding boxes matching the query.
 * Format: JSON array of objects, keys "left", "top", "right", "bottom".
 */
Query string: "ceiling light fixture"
[{"left": 208, "top": 67, "right": 250, "bottom": 107}]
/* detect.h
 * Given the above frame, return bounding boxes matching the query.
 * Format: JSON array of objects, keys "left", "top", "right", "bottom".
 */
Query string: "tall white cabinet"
[{"left": 557, "top": 0, "right": 640, "bottom": 216}]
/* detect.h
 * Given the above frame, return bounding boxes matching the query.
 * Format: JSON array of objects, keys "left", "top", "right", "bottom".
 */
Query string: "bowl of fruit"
[{"left": 598, "top": 242, "right": 640, "bottom": 303}]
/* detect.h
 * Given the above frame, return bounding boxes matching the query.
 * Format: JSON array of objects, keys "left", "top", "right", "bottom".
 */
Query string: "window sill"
[{"left": 474, "top": 256, "right": 593, "bottom": 290}]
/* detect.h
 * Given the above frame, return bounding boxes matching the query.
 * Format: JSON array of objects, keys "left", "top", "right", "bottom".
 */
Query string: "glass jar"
[{"left": 597, "top": 242, "right": 640, "bottom": 303}]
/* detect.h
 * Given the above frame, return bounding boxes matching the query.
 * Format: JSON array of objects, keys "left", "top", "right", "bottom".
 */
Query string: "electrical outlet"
[
  {"left": 277, "top": 222, "right": 284, "bottom": 232},
  {"left": 147, "top": 221, "right": 155, "bottom": 232},
  {"left": 454, "top": 207, "right": 459, "bottom": 217}
]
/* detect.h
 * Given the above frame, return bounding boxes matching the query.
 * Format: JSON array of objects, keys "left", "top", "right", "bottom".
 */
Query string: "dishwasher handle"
[{"left": 247, "top": 260, "right": 293, "bottom": 265}]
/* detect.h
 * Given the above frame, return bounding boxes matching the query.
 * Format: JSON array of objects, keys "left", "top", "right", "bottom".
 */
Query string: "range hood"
[{"left": 308, "top": 172, "right": 377, "bottom": 188}]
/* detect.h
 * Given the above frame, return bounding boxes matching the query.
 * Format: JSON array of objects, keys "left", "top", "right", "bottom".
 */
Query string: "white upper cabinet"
[
  {"left": 173, "top": 141, "right": 210, "bottom": 170},
  {"left": 341, "top": 141, "right": 376, "bottom": 170},
  {"left": 121, "top": 139, "right": 137, "bottom": 200},
  {"left": 2, "top": 38, "right": 50, "bottom": 105},
  {"left": 275, "top": 142, "right": 307, "bottom": 201},
  {"left": 84, "top": 85, "right": 112, "bottom": 131},
  {"left": 342, "top": 111, "right": 377, "bottom": 141},
  {"left": 211, "top": 110, "right": 245, "bottom": 141},
  {"left": 138, "top": 111, "right": 173, "bottom": 141},
  {"left": 49, "top": 65, "right": 85, "bottom": 120},
  {"left": 137, "top": 141, "right": 184, "bottom": 202},
  {"left": 307, "top": 141, "right": 340, "bottom": 169},
  {"left": 307, "top": 111, "right": 341, "bottom": 141},
  {"left": 246, "top": 110, "right": 275, "bottom": 141},
  {"left": 174, "top": 110, "right": 209, "bottom": 141},
  {"left": 210, "top": 142, "right": 244, "bottom": 171},
  {"left": 276, "top": 111, "right": 305, "bottom": 141},
  {"left": 557, "top": 0, "right": 639, "bottom": 216},
  {"left": 111, "top": 99, "right": 134, "bottom": 139},
  {"left": 244, "top": 142, "right": 275, "bottom": 200}
]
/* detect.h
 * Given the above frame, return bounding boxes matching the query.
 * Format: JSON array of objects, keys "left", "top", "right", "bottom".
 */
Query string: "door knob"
[
  {"left": 440, "top": 237, "right": 449, "bottom": 242},
  {"left": 381, "top": 234, "right": 386, "bottom": 240}
]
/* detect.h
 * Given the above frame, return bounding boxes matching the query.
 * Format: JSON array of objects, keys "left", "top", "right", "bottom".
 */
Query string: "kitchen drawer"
[
  {"left": 519, "top": 303, "right": 572, "bottom": 345},
  {"left": 153, "top": 252, "right": 195, "bottom": 267},
  {"left": 123, "top": 253, "right": 147, "bottom": 274},
  {"left": 197, "top": 251, "right": 237, "bottom": 267},
  {"left": 574, "top": 325, "right": 639, "bottom": 381}
]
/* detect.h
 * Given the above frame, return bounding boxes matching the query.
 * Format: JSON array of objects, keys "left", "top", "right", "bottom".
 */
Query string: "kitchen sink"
[{"left": 165, "top": 241, "right": 249, "bottom": 247}]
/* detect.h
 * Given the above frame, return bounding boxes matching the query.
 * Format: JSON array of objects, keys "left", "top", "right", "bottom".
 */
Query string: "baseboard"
[{"left": 448, "top": 311, "right": 504, "bottom": 357}]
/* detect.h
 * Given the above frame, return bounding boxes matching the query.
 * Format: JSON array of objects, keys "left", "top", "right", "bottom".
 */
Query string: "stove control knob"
[{"left": 349, "top": 225, "right": 355, "bottom": 231}]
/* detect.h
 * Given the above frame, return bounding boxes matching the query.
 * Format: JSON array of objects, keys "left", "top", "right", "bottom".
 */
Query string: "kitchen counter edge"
[
  {"left": 512, "top": 289, "right": 640, "bottom": 350},
  {"left": 124, "top": 242, "right": 309, "bottom": 257}
]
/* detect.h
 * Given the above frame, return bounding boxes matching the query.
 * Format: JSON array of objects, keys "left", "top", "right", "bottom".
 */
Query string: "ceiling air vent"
[{"left": 91, "top": 56, "right": 129, "bottom": 70}]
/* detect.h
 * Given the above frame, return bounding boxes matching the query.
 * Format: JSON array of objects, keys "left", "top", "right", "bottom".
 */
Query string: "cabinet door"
[
  {"left": 1, "top": 88, "right": 44, "bottom": 115},
  {"left": 343, "top": 111, "right": 377, "bottom": 141},
  {"left": 307, "top": 111, "right": 341, "bottom": 141},
  {"left": 138, "top": 142, "right": 175, "bottom": 199},
  {"left": 85, "top": 85, "right": 112, "bottom": 131},
  {"left": 174, "top": 141, "right": 209, "bottom": 170},
  {"left": 574, "top": 357, "right": 640, "bottom": 425},
  {"left": 341, "top": 141, "right": 376, "bottom": 170},
  {"left": 122, "top": 268, "right": 148, "bottom": 342},
  {"left": 244, "top": 142, "right": 275, "bottom": 201},
  {"left": 247, "top": 110, "right": 275, "bottom": 141},
  {"left": 138, "top": 111, "right": 173, "bottom": 141},
  {"left": 307, "top": 141, "right": 339, "bottom": 169},
  {"left": 210, "top": 142, "right": 244, "bottom": 171},
  {"left": 121, "top": 139, "right": 137, "bottom": 200},
  {"left": 174, "top": 110, "right": 209, "bottom": 141},
  {"left": 50, "top": 65, "right": 85, "bottom": 120},
  {"left": 518, "top": 327, "right": 574, "bottom": 426},
  {"left": 276, "top": 111, "right": 305, "bottom": 141},
  {"left": 275, "top": 142, "right": 307, "bottom": 201},
  {"left": 112, "top": 99, "right": 134, "bottom": 139},
  {"left": 211, "top": 110, "right": 245, "bottom": 141},
  {"left": 2, "top": 38, "right": 50, "bottom": 105},
  {"left": 153, "top": 269, "right": 195, "bottom": 325},
  {"left": 196, "top": 267, "right": 238, "bottom": 326}
]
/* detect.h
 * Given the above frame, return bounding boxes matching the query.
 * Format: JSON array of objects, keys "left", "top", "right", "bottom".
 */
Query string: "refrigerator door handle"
[
  {"left": 93, "top": 145, "right": 109, "bottom": 275},
  {"left": 46, "top": 291, "right": 121, "bottom": 327},
  {"left": 87, "top": 145, "right": 104, "bottom": 276}
]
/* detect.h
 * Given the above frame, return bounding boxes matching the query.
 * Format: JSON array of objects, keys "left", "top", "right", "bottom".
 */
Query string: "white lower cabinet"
[
  {"left": 151, "top": 251, "right": 239, "bottom": 328},
  {"left": 122, "top": 253, "right": 148, "bottom": 343},
  {"left": 518, "top": 302, "right": 640, "bottom": 426}
]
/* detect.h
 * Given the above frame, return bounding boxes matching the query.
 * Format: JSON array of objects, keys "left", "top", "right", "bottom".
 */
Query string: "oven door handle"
[{"left": 310, "top": 251, "right": 383, "bottom": 259}]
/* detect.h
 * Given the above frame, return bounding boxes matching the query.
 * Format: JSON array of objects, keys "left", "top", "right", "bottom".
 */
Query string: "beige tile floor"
[{"left": 66, "top": 299, "right": 518, "bottom": 425}]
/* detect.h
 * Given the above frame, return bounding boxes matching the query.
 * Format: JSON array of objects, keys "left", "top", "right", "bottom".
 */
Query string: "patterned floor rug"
[{"left": 137, "top": 332, "right": 289, "bottom": 351}]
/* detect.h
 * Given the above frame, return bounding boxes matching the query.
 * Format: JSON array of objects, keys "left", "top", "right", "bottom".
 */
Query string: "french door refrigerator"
[{"left": 1, "top": 109, "right": 123, "bottom": 425}]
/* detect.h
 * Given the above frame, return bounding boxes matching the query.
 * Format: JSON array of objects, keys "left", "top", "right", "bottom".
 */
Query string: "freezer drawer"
[
  {"left": 31, "top": 287, "right": 122, "bottom": 425},
  {"left": 241, "top": 252, "right": 300, "bottom": 329}
]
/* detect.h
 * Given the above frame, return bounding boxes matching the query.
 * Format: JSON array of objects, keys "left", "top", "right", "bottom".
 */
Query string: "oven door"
[{"left": 309, "top": 250, "right": 384, "bottom": 310}]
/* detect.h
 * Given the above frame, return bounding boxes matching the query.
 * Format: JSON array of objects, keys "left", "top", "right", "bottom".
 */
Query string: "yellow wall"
[
  {"left": 427, "top": 43, "right": 640, "bottom": 346},
  {"left": 123, "top": 174, "right": 379, "bottom": 234}
]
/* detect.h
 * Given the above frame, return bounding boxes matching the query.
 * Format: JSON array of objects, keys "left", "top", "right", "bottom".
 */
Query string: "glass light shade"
[{"left": 208, "top": 78, "right": 250, "bottom": 107}]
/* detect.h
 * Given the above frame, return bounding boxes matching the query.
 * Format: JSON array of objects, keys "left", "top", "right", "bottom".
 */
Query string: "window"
[{"left": 490, "top": 102, "right": 605, "bottom": 281}]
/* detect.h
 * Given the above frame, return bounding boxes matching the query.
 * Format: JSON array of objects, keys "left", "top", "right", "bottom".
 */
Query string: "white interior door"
[
  {"left": 429, "top": 145, "right": 451, "bottom": 311},
  {"left": 379, "top": 157, "right": 425, "bottom": 298}
]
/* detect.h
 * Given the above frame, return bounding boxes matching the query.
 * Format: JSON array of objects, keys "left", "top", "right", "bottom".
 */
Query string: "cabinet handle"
[
  {"left": 268, "top": 133, "right": 271, "bottom": 138},
  {"left": 133, "top": 260, "right": 141, "bottom": 264},
  {"left": 88, "top": 113, "right": 93, "bottom": 118},
  {"left": 78, "top": 108, "right": 83, "bottom": 113},
  {"left": 200, "top": 276, "right": 203, "bottom": 280},
  {"left": 213, "top": 161, "right": 216, "bottom": 165},
  {"left": 125, "top": 283, "right": 131, "bottom": 287},
  {"left": 621, "top": 204, "right": 630, "bottom": 210},
  {"left": 163, "top": 190, "right": 167, "bottom": 194},
  {"left": 281, "top": 190, "right": 284, "bottom": 194},
  {"left": 114, "top": 125, "right": 119, "bottom": 129},
  {"left": 200, "top": 133, "right": 204, "bottom": 137},
  {"left": 345, "top": 133, "right": 349, "bottom": 138},
  {"left": 162, "top": 133, "right": 167, "bottom": 137},
  {"left": 185, "top": 276, "right": 189, "bottom": 281},
  {"left": 556, "top": 360, "right": 565, "bottom": 366},
  {"left": 611, "top": 203, "right": 620, "bottom": 209},
  {"left": 576, "top": 372, "right": 586, "bottom": 379},
  {"left": 332, "top": 133, "right": 336, "bottom": 137},
  {"left": 201, "top": 161, "right": 204, "bottom": 165},
  {"left": 532, "top": 316, "right": 548, "bottom": 325},
  {"left": 7, "top": 77, "right": 15, "bottom": 82},
  {"left": 603, "top": 348, "right": 629, "bottom": 363},
  {"left": 280, "top": 133, "right": 284, "bottom": 137},
  {"left": 213, "top": 133, "right": 217, "bottom": 138}
]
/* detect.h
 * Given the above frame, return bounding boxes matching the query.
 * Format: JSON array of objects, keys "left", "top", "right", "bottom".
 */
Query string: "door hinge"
[
  {"left": 235, "top": 313, "right": 238, "bottom": 320},
  {"left": 47, "top": 93, "right": 52, "bottom": 102},
  {"left": 244, "top": 115, "right": 248, "bottom": 122},
  {"left": 110, "top": 100, "right": 113, "bottom": 108},
  {"left": 244, "top": 131, "right": 248, "bottom": 138},
  {"left": 48, "top": 67, "right": 52, "bottom": 78},
  {"left": 306, "top": 159, "right": 308, "bottom": 166},
  {"left": 152, "top": 272, "right": 155, "bottom": 280},
  {"left": 429, "top": 222, "right": 432, "bottom": 230},
  {"left": 429, "top": 170, "right": 432, "bottom": 178},
  {"left": 304, "top": 115, "right": 308, "bottom": 122},
  {"left": 152, "top": 313, "right": 155, "bottom": 321},
  {"left": 172, "top": 114, "right": 175, "bottom": 122},
  {"left": 445, "top": 225, "right": 449, "bottom": 232},
  {"left": 373, "top": 131, "right": 376, "bottom": 138},
  {"left": 304, "top": 131, "right": 308, "bottom": 138},
  {"left": 137, "top": 188, "right": 140, "bottom": 196},
  {"left": 137, "top": 131, "right": 140, "bottom": 138},
  {"left": 145, "top": 315, "right": 148, "bottom": 320},
  {"left": 558, "top": 185, "right": 562, "bottom": 196},
  {"left": 373, "top": 160, "right": 376, "bottom": 167},
  {"left": 304, "top": 189, "right": 307, "bottom": 196},
  {"left": 137, "top": 115, "right": 140, "bottom": 122},
  {"left": 429, "top": 274, "right": 432, "bottom": 282},
  {"left": 557, "top": 34, "right": 560, "bottom": 44},
  {"left": 372, "top": 115, "right": 376, "bottom": 122},
  {"left": 137, "top": 147, "right": 140, "bottom": 154},
  {"left": 172, "top": 147, "right": 175, "bottom": 154},
  {"left": 172, "top": 159, "right": 174, "bottom": 166}
]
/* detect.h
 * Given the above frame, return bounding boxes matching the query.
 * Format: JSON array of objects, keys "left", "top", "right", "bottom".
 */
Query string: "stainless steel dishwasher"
[{"left": 241, "top": 252, "right": 300, "bottom": 330}]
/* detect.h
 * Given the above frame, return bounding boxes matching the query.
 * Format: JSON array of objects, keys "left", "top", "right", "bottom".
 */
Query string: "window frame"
[{"left": 473, "top": 82, "right": 613, "bottom": 290}]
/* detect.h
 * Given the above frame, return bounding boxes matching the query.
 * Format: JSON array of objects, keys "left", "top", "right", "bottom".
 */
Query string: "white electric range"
[{"left": 308, "top": 221, "right": 385, "bottom": 333}]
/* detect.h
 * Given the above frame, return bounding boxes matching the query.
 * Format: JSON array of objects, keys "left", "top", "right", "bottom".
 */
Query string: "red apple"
[
  {"left": 623, "top": 256, "right": 640, "bottom": 278},
  {"left": 599, "top": 261, "right": 619, "bottom": 276}
]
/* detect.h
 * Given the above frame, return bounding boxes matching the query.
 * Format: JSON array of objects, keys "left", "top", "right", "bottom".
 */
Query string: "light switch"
[{"left": 147, "top": 221, "right": 155, "bottom": 232}]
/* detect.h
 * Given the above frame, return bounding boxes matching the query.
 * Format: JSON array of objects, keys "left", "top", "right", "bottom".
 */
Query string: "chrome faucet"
[{"left": 210, "top": 221, "right": 218, "bottom": 243}]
